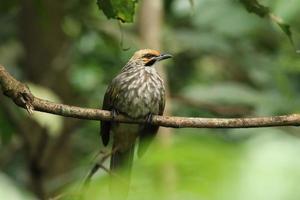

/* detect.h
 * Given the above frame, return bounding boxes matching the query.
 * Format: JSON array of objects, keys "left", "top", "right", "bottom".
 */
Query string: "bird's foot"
[
  {"left": 111, "top": 109, "right": 119, "bottom": 120},
  {"left": 145, "top": 113, "right": 153, "bottom": 124}
]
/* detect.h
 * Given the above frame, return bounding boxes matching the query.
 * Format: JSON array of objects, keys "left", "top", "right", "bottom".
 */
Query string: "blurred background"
[{"left": 1, "top": 0, "right": 300, "bottom": 199}]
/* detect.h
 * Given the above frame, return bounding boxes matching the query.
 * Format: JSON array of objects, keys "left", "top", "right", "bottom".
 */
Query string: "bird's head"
[{"left": 130, "top": 49, "right": 172, "bottom": 66}]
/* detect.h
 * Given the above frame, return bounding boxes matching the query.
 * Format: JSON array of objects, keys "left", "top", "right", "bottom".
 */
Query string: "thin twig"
[{"left": 83, "top": 147, "right": 119, "bottom": 187}]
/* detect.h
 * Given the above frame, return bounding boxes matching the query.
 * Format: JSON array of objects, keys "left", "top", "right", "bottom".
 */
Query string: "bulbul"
[{"left": 100, "top": 49, "right": 172, "bottom": 177}]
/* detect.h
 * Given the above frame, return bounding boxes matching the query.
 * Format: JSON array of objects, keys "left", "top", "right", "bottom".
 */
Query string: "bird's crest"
[{"left": 130, "top": 49, "right": 161, "bottom": 62}]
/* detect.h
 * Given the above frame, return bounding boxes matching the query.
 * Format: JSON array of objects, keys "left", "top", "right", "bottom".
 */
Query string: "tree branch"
[{"left": 1, "top": 64, "right": 300, "bottom": 128}]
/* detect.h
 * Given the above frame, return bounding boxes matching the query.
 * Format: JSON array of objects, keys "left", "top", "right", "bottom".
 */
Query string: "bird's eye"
[{"left": 145, "top": 59, "right": 156, "bottom": 66}]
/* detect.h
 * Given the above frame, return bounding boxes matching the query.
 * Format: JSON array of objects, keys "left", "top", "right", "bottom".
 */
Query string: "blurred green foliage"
[
  {"left": 68, "top": 130, "right": 300, "bottom": 200},
  {"left": 1, "top": 0, "right": 300, "bottom": 199}
]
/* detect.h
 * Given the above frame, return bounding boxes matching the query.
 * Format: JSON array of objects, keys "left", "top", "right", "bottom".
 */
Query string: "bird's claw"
[
  {"left": 145, "top": 113, "right": 153, "bottom": 124},
  {"left": 111, "top": 109, "right": 119, "bottom": 120},
  {"left": 19, "top": 91, "right": 34, "bottom": 115}
]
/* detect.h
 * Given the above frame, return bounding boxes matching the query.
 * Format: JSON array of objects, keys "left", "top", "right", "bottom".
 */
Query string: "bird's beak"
[
  {"left": 155, "top": 53, "right": 173, "bottom": 61},
  {"left": 145, "top": 53, "right": 172, "bottom": 66}
]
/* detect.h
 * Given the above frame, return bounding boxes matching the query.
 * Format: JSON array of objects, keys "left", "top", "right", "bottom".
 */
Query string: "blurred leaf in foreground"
[
  {"left": 97, "top": 0, "right": 138, "bottom": 23},
  {"left": 65, "top": 129, "right": 300, "bottom": 200}
]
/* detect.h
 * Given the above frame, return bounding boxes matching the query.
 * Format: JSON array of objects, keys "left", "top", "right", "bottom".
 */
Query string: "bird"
[{"left": 100, "top": 49, "right": 172, "bottom": 190}]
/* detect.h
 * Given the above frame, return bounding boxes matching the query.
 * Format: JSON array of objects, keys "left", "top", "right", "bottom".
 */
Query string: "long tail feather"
[
  {"left": 110, "top": 145, "right": 134, "bottom": 172},
  {"left": 109, "top": 142, "right": 135, "bottom": 199}
]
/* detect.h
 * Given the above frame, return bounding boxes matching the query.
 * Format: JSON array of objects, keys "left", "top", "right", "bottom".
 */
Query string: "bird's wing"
[
  {"left": 137, "top": 97, "right": 165, "bottom": 157},
  {"left": 100, "top": 84, "right": 117, "bottom": 146}
]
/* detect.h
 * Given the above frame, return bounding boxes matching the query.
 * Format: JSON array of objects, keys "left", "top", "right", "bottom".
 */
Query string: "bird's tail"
[
  {"left": 109, "top": 142, "right": 135, "bottom": 199},
  {"left": 110, "top": 144, "right": 135, "bottom": 172}
]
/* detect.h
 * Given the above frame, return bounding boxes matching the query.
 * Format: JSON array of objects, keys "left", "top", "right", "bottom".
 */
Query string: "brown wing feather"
[
  {"left": 100, "top": 85, "right": 116, "bottom": 146},
  {"left": 137, "top": 97, "right": 165, "bottom": 157}
]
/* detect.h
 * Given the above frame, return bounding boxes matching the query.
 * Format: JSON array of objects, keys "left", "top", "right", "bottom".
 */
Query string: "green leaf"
[
  {"left": 269, "top": 14, "right": 295, "bottom": 51},
  {"left": 239, "top": 0, "right": 269, "bottom": 17},
  {"left": 97, "top": 0, "right": 138, "bottom": 23},
  {"left": 239, "top": 0, "right": 298, "bottom": 52}
]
